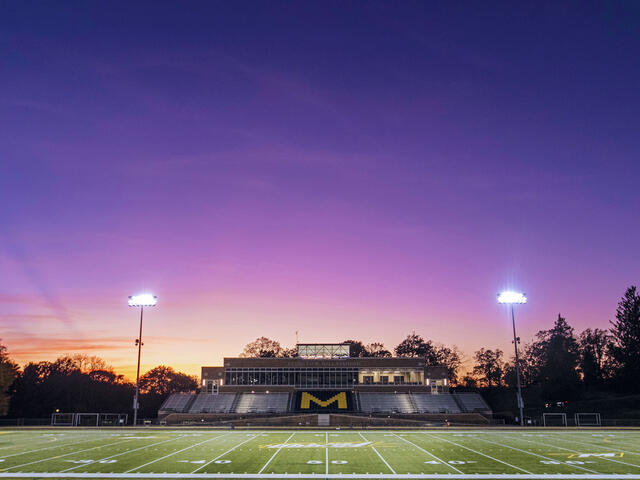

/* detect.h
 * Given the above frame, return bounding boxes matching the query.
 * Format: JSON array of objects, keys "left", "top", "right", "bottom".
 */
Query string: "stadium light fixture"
[
  {"left": 129, "top": 293, "right": 157, "bottom": 426},
  {"left": 498, "top": 290, "right": 526, "bottom": 426},
  {"left": 128, "top": 294, "right": 158, "bottom": 307},
  {"left": 497, "top": 291, "right": 527, "bottom": 304}
]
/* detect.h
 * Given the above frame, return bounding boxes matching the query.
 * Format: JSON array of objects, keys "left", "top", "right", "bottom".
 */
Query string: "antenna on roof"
[{"left": 295, "top": 330, "right": 299, "bottom": 344}]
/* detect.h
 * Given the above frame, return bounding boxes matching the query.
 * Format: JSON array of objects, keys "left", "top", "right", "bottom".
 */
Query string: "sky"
[{"left": 1, "top": 1, "right": 639, "bottom": 379}]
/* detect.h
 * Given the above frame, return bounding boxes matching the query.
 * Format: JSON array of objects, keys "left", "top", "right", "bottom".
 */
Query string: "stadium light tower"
[
  {"left": 498, "top": 291, "right": 526, "bottom": 426},
  {"left": 128, "top": 294, "right": 157, "bottom": 426}
]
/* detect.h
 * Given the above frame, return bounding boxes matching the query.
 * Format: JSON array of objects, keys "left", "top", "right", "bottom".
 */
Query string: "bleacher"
[
  {"left": 411, "top": 393, "right": 461, "bottom": 413},
  {"left": 159, "top": 391, "right": 490, "bottom": 416},
  {"left": 188, "top": 393, "right": 236, "bottom": 413},
  {"left": 454, "top": 393, "right": 491, "bottom": 412},
  {"left": 159, "top": 393, "right": 194, "bottom": 412},
  {"left": 358, "top": 393, "right": 415, "bottom": 413},
  {"left": 234, "top": 393, "right": 290, "bottom": 414}
]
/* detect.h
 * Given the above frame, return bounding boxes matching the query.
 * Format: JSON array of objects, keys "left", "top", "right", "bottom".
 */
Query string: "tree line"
[
  {"left": 463, "top": 286, "right": 640, "bottom": 403},
  {"left": 0, "top": 353, "right": 198, "bottom": 419}
]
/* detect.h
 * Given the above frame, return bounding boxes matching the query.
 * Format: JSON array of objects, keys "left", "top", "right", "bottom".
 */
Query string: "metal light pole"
[
  {"left": 128, "top": 294, "right": 157, "bottom": 426},
  {"left": 498, "top": 291, "right": 526, "bottom": 426}
]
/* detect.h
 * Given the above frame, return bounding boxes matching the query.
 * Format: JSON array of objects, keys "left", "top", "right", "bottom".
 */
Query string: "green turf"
[{"left": 0, "top": 428, "right": 639, "bottom": 478}]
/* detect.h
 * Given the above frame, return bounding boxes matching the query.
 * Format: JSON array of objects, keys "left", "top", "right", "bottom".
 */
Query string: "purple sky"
[{"left": 1, "top": 2, "right": 639, "bottom": 378}]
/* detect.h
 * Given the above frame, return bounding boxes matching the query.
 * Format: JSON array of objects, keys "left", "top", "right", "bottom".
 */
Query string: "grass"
[{"left": 0, "top": 428, "right": 639, "bottom": 478}]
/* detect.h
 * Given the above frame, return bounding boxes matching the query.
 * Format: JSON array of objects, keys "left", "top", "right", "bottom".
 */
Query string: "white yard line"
[
  {"left": 358, "top": 432, "right": 396, "bottom": 474},
  {"left": 258, "top": 432, "right": 296, "bottom": 474},
  {"left": 125, "top": 433, "right": 229, "bottom": 473},
  {"left": 390, "top": 433, "right": 463, "bottom": 474},
  {"left": 0, "top": 472, "right": 639, "bottom": 478},
  {"left": 191, "top": 433, "right": 263, "bottom": 474},
  {"left": 2, "top": 437, "right": 138, "bottom": 472},
  {"left": 425, "top": 432, "right": 532, "bottom": 474},
  {"left": 325, "top": 432, "right": 329, "bottom": 476},
  {"left": 60, "top": 436, "right": 181, "bottom": 472},
  {"left": 476, "top": 435, "right": 600, "bottom": 474},
  {"left": 506, "top": 434, "right": 640, "bottom": 470}
]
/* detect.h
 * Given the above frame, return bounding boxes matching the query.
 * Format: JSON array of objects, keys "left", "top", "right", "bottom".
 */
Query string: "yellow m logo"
[{"left": 300, "top": 392, "right": 347, "bottom": 409}]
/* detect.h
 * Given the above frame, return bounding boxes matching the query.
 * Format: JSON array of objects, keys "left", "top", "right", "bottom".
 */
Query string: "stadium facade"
[{"left": 160, "top": 343, "right": 491, "bottom": 425}]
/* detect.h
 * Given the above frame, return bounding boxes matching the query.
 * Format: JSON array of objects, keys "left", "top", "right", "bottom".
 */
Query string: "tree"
[
  {"left": 394, "top": 333, "right": 437, "bottom": 363},
  {"left": 609, "top": 286, "right": 640, "bottom": 391},
  {"left": 366, "top": 342, "right": 392, "bottom": 358},
  {"left": 240, "top": 337, "right": 283, "bottom": 358},
  {"left": 343, "top": 340, "right": 369, "bottom": 357},
  {"left": 434, "top": 344, "right": 463, "bottom": 384},
  {"left": 579, "top": 328, "right": 611, "bottom": 387},
  {"left": 472, "top": 348, "right": 504, "bottom": 388},
  {"left": 138, "top": 366, "right": 198, "bottom": 396},
  {"left": 8, "top": 355, "right": 134, "bottom": 418},
  {"left": 0, "top": 343, "right": 18, "bottom": 415},
  {"left": 280, "top": 347, "right": 298, "bottom": 358},
  {"left": 528, "top": 314, "right": 581, "bottom": 400}
]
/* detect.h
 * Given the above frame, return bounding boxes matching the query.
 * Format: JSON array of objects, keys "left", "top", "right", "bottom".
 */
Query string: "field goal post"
[
  {"left": 100, "top": 413, "right": 128, "bottom": 426},
  {"left": 51, "top": 413, "right": 75, "bottom": 426},
  {"left": 575, "top": 412, "right": 601, "bottom": 426},
  {"left": 543, "top": 412, "right": 567, "bottom": 426},
  {"left": 74, "top": 413, "right": 99, "bottom": 426}
]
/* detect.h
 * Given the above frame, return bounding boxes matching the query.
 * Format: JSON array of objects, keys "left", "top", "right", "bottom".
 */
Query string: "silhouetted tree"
[
  {"left": 240, "top": 337, "right": 284, "bottom": 358},
  {"left": 343, "top": 340, "right": 370, "bottom": 357},
  {"left": 528, "top": 314, "right": 581, "bottom": 400},
  {"left": 394, "top": 333, "right": 437, "bottom": 362},
  {"left": 0, "top": 343, "right": 18, "bottom": 415},
  {"left": 138, "top": 366, "right": 198, "bottom": 396},
  {"left": 472, "top": 348, "right": 504, "bottom": 388},
  {"left": 366, "top": 342, "right": 392, "bottom": 357},
  {"left": 434, "top": 344, "right": 463, "bottom": 384},
  {"left": 609, "top": 286, "right": 640, "bottom": 392},
  {"left": 579, "top": 328, "right": 612, "bottom": 387},
  {"left": 8, "top": 355, "right": 134, "bottom": 418}
]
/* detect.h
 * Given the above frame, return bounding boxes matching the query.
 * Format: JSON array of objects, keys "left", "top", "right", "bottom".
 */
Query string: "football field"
[{"left": 0, "top": 428, "right": 639, "bottom": 479}]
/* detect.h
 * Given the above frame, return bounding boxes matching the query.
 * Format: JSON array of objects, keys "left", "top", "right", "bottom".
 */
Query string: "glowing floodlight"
[
  {"left": 128, "top": 294, "right": 158, "bottom": 307},
  {"left": 497, "top": 291, "right": 527, "bottom": 304}
]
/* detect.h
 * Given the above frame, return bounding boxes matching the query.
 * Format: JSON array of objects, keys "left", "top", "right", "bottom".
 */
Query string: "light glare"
[
  {"left": 498, "top": 291, "right": 527, "bottom": 304},
  {"left": 128, "top": 294, "right": 158, "bottom": 307}
]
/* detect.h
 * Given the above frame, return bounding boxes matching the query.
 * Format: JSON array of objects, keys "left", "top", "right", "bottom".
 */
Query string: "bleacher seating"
[
  {"left": 188, "top": 393, "right": 236, "bottom": 413},
  {"left": 454, "top": 393, "right": 491, "bottom": 412},
  {"left": 234, "top": 393, "right": 289, "bottom": 413},
  {"left": 410, "top": 393, "right": 461, "bottom": 413},
  {"left": 160, "top": 393, "right": 194, "bottom": 412},
  {"left": 358, "top": 393, "right": 415, "bottom": 413}
]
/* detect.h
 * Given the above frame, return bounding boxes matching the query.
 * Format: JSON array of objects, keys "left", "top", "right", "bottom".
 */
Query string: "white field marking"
[
  {"left": 476, "top": 435, "right": 599, "bottom": 474},
  {"left": 258, "top": 432, "right": 296, "bottom": 474},
  {"left": 506, "top": 434, "right": 640, "bottom": 470},
  {"left": 124, "top": 433, "right": 230, "bottom": 473},
  {"left": 358, "top": 432, "right": 396, "bottom": 474},
  {"left": 425, "top": 432, "right": 532, "bottom": 474},
  {"left": 60, "top": 435, "right": 181, "bottom": 472},
  {"left": 0, "top": 473, "right": 640, "bottom": 478},
  {"left": 390, "top": 433, "right": 463, "bottom": 474},
  {"left": 0, "top": 432, "right": 106, "bottom": 459},
  {"left": 2, "top": 436, "right": 139, "bottom": 472},
  {"left": 190, "top": 433, "right": 263, "bottom": 474},
  {"left": 325, "top": 432, "right": 329, "bottom": 476},
  {"left": 553, "top": 434, "right": 640, "bottom": 456}
]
